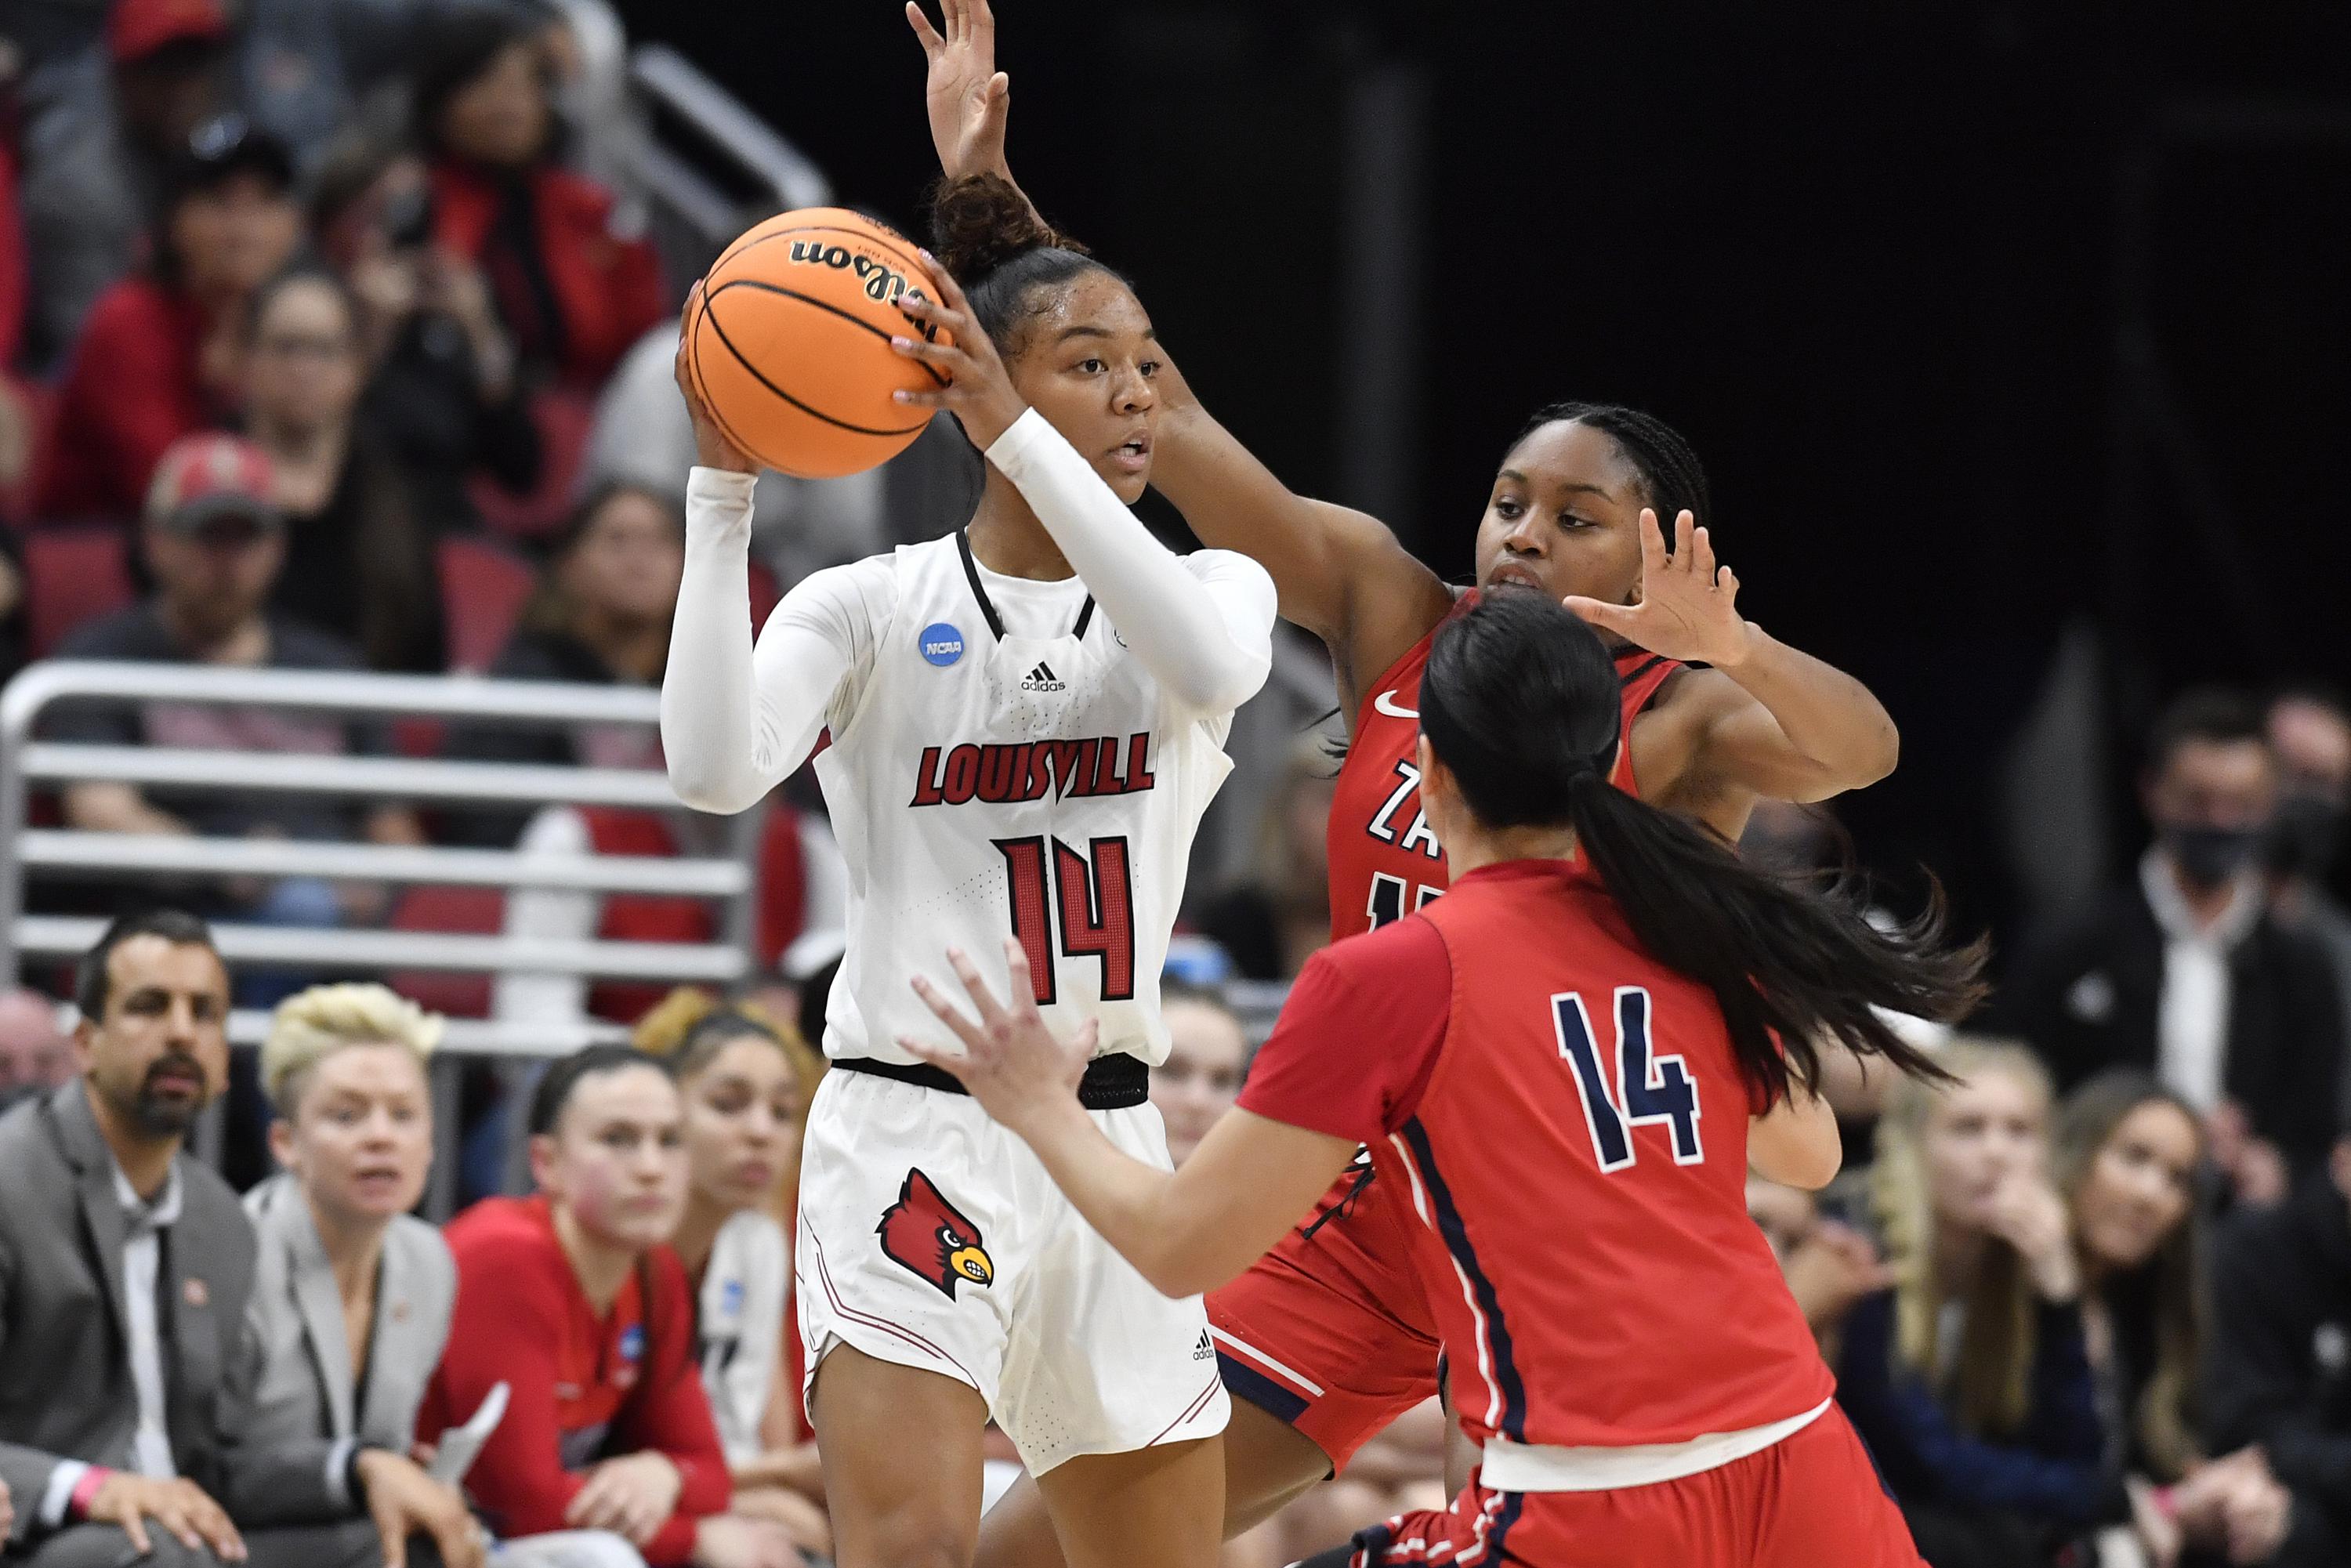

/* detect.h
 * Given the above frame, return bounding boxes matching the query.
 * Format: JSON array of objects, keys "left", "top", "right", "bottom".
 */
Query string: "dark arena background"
[{"left": 622, "top": 0, "right": 2351, "bottom": 941}]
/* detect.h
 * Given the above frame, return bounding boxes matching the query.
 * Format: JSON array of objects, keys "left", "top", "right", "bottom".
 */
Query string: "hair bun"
[{"left": 928, "top": 174, "right": 1085, "bottom": 282}]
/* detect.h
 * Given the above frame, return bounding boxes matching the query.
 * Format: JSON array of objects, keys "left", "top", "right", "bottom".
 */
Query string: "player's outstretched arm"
[
  {"left": 892, "top": 261, "right": 1276, "bottom": 717},
  {"left": 907, "top": 0, "right": 1452, "bottom": 708},
  {"left": 662, "top": 296, "right": 861, "bottom": 813},
  {"left": 904, "top": 940, "right": 1357, "bottom": 1298},
  {"left": 1563, "top": 507, "right": 1900, "bottom": 824}
]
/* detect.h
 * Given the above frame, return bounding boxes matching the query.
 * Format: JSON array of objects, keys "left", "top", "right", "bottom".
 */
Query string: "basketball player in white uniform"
[{"left": 662, "top": 226, "right": 1275, "bottom": 1568}]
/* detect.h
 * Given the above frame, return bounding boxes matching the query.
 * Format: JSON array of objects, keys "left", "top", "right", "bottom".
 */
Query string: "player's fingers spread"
[
  {"left": 942, "top": 0, "right": 964, "bottom": 41},
  {"left": 915, "top": 248, "right": 975, "bottom": 314},
  {"left": 1637, "top": 508, "right": 1668, "bottom": 573},
  {"left": 906, "top": 2, "right": 943, "bottom": 50},
  {"left": 898, "top": 1034, "right": 964, "bottom": 1075},
  {"left": 887, "top": 331, "right": 954, "bottom": 365},
  {"left": 1561, "top": 594, "right": 1629, "bottom": 632},
  {"left": 1690, "top": 524, "right": 1717, "bottom": 582},
  {"left": 1718, "top": 565, "right": 1739, "bottom": 599},
  {"left": 999, "top": 933, "right": 1038, "bottom": 1011},
  {"left": 1672, "top": 510, "right": 1697, "bottom": 568},
  {"left": 909, "top": 976, "right": 985, "bottom": 1048},
  {"left": 946, "top": 944, "right": 1002, "bottom": 1014}
]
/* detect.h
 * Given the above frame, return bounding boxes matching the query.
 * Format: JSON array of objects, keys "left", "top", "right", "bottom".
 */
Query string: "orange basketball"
[{"left": 685, "top": 208, "right": 949, "bottom": 480}]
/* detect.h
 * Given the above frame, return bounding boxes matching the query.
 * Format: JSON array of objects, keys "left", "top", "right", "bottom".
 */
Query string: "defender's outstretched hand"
[
  {"left": 902, "top": 936, "right": 1097, "bottom": 1138},
  {"left": 907, "top": 0, "right": 1011, "bottom": 183},
  {"left": 1562, "top": 507, "right": 1755, "bottom": 668},
  {"left": 672, "top": 284, "right": 755, "bottom": 475},
  {"left": 889, "top": 253, "right": 1029, "bottom": 449}
]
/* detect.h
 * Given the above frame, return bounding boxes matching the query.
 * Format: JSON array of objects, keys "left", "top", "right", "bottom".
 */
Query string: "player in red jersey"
[
  {"left": 904, "top": 12, "right": 1912, "bottom": 1545},
  {"left": 897, "top": 591, "right": 1982, "bottom": 1567}
]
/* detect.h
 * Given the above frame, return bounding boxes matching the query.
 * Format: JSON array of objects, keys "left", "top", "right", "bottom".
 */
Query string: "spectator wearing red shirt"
[
  {"left": 16, "top": 0, "right": 234, "bottom": 371},
  {"left": 422, "top": 1046, "right": 799, "bottom": 1568},
  {"left": 414, "top": 6, "right": 662, "bottom": 389},
  {"left": 34, "top": 113, "right": 302, "bottom": 523}
]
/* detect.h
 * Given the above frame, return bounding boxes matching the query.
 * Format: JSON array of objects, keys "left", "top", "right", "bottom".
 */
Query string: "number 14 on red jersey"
[{"left": 1552, "top": 987, "right": 1705, "bottom": 1171}]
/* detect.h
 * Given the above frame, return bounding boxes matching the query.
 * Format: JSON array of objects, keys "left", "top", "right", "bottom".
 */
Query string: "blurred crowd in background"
[{"left": 0, "top": 3, "right": 2346, "bottom": 1568}]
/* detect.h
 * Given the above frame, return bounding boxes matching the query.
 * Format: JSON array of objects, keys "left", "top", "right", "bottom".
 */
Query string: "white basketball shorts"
[{"left": 795, "top": 1065, "right": 1230, "bottom": 1475}]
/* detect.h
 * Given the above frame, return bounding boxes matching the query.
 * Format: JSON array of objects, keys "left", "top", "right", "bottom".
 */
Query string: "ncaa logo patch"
[
  {"left": 619, "top": 1324, "right": 646, "bottom": 1363},
  {"left": 919, "top": 622, "right": 965, "bottom": 668}
]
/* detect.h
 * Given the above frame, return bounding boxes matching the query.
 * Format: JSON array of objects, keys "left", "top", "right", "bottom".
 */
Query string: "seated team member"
[
  {"left": 633, "top": 994, "right": 828, "bottom": 1557},
  {"left": 0, "top": 911, "right": 458, "bottom": 1568},
  {"left": 421, "top": 1046, "right": 796, "bottom": 1568},
  {"left": 241, "top": 983, "right": 480, "bottom": 1568}
]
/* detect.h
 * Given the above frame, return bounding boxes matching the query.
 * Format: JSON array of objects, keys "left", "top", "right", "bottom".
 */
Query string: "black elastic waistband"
[{"left": 834, "top": 1052, "right": 1149, "bottom": 1110}]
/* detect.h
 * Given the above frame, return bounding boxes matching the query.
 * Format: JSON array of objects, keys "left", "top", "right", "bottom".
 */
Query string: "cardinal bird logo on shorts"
[{"left": 878, "top": 1168, "right": 994, "bottom": 1299}]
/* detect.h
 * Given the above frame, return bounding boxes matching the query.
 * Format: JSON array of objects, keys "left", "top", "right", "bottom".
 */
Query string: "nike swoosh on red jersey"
[{"left": 1372, "top": 690, "right": 1420, "bottom": 719}]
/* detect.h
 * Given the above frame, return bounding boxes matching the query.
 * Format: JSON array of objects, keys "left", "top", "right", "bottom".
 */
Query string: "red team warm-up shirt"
[
  {"left": 421, "top": 1197, "right": 730, "bottom": 1564},
  {"left": 1238, "top": 859, "right": 1834, "bottom": 1449}
]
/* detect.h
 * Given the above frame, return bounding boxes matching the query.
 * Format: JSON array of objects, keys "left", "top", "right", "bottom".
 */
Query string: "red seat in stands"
[
  {"left": 387, "top": 884, "right": 505, "bottom": 1018},
  {"left": 24, "top": 525, "right": 133, "bottom": 657},
  {"left": 438, "top": 534, "right": 539, "bottom": 673},
  {"left": 469, "top": 388, "right": 594, "bottom": 541}
]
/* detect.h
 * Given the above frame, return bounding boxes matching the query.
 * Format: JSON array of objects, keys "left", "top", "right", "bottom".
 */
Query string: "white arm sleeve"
[
  {"left": 661, "top": 468, "right": 884, "bottom": 814},
  {"left": 985, "top": 410, "right": 1277, "bottom": 715}
]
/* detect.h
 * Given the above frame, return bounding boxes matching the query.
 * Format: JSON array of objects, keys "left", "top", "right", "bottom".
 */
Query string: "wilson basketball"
[{"left": 686, "top": 208, "right": 949, "bottom": 480}]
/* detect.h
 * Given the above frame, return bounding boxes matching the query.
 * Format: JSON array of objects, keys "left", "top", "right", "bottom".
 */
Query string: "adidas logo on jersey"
[
  {"left": 1020, "top": 661, "right": 1067, "bottom": 693},
  {"left": 1194, "top": 1330, "right": 1215, "bottom": 1363}
]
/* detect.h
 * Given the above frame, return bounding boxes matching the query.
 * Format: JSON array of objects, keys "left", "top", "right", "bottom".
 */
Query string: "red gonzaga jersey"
[
  {"left": 1328, "top": 592, "right": 1682, "bottom": 940},
  {"left": 1238, "top": 860, "right": 1834, "bottom": 1450}
]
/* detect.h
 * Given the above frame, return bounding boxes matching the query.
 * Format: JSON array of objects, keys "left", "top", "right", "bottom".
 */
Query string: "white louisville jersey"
[{"left": 813, "top": 531, "right": 1239, "bottom": 1069}]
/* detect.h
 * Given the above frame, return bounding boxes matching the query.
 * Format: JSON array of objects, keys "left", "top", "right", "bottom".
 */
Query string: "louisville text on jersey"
[{"left": 909, "top": 733, "right": 1158, "bottom": 808}]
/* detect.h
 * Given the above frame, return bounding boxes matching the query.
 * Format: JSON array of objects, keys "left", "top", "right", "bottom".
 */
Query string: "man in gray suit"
[{"left": 0, "top": 911, "right": 471, "bottom": 1568}]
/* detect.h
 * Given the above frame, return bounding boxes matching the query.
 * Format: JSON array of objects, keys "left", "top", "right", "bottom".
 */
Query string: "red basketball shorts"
[
  {"left": 1346, "top": 1406, "right": 1924, "bottom": 1568},
  {"left": 1205, "top": 1159, "right": 1444, "bottom": 1472}
]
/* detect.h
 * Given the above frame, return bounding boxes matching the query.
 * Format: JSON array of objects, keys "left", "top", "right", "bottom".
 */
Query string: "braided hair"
[{"left": 1509, "top": 403, "right": 1712, "bottom": 542}]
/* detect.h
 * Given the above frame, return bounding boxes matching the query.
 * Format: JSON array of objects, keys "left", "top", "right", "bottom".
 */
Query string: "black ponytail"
[
  {"left": 927, "top": 173, "right": 1128, "bottom": 357},
  {"left": 1420, "top": 593, "right": 1979, "bottom": 1106}
]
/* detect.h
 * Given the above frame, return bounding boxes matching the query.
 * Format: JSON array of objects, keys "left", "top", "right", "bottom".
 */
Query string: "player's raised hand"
[
  {"left": 673, "top": 284, "right": 755, "bottom": 476},
  {"left": 1563, "top": 508, "right": 1755, "bottom": 668},
  {"left": 890, "top": 253, "right": 1030, "bottom": 450},
  {"left": 907, "top": 0, "right": 1010, "bottom": 183},
  {"left": 904, "top": 936, "right": 1096, "bottom": 1135}
]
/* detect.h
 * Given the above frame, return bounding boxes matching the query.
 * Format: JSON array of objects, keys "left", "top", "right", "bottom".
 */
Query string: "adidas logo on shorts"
[
  {"left": 1020, "top": 661, "right": 1067, "bottom": 693},
  {"left": 1194, "top": 1330, "right": 1215, "bottom": 1363}
]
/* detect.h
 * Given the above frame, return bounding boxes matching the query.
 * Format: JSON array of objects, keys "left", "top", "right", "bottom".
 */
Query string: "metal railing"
[{"left": 0, "top": 662, "right": 765, "bottom": 1047}]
